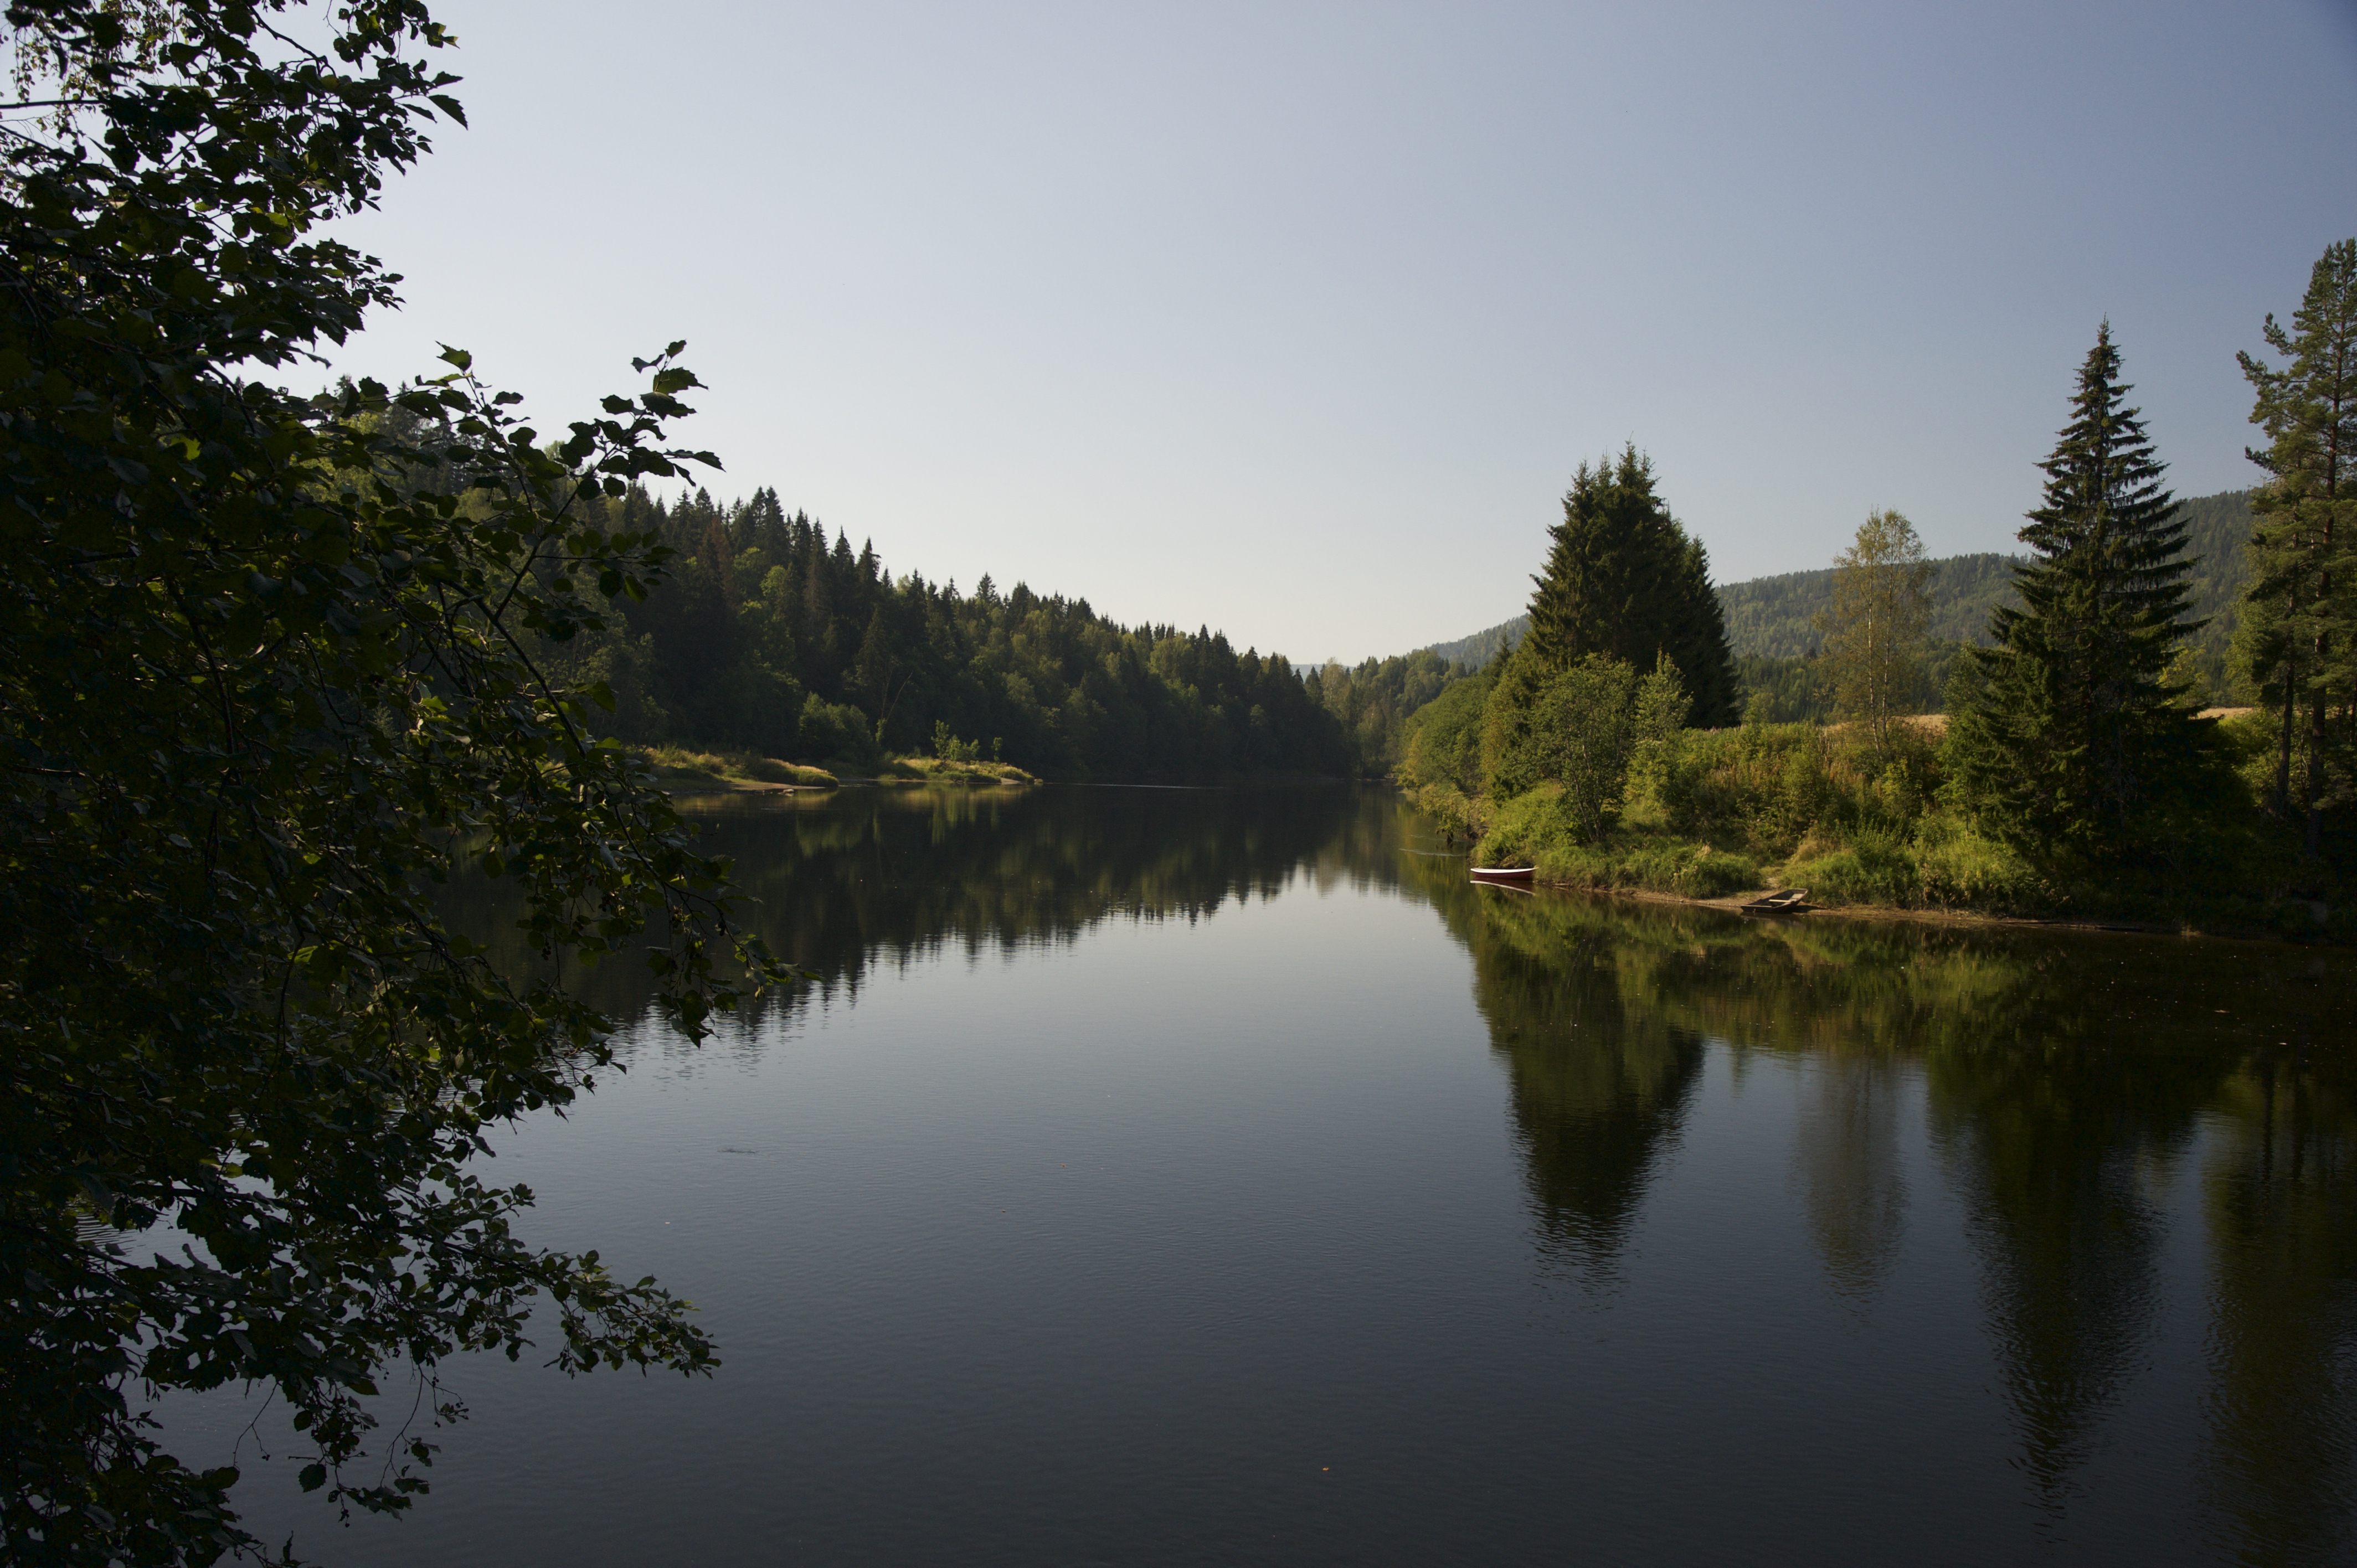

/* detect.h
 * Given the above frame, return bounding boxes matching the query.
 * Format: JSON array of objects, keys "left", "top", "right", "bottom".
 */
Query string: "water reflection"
[
  {"left": 1795, "top": 1053, "right": 1909, "bottom": 1306},
  {"left": 1460, "top": 896, "right": 1706, "bottom": 1285},
  {"left": 1392, "top": 842, "right": 2355, "bottom": 1549},
  {"left": 1929, "top": 1046, "right": 2179, "bottom": 1521},
  {"left": 456, "top": 783, "right": 2357, "bottom": 1556},
  {"left": 2199, "top": 1055, "right": 2357, "bottom": 1563},
  {"left": 454, "top": 784, "right": 1400, "bottom": 1026}
]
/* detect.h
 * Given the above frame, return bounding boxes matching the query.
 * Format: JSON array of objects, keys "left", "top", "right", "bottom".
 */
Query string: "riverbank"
[
  {"left": 1452, "top": 713, "right": 2350, "bottom": 945},
  {"left": 640, "top": 747, "right": 841, "bottom": 795},
  {"left": 1494, "top": 851, "right": 2348, "bottom": 945},
  {"left": 640, "top": 745, "right": 1042, "bottom": 794},
  {"left": 851, "top": 757, "right": 1042, "bottom": 786}
]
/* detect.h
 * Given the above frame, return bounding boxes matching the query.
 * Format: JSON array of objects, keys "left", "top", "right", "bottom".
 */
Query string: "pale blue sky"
[{"left": 323, "top": 0, "right": 2357, "bottom": 663}]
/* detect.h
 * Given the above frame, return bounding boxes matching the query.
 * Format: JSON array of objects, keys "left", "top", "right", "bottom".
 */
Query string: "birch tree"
[{"left": 1816, "top": 509, "right": 1933, "bottom": 757}]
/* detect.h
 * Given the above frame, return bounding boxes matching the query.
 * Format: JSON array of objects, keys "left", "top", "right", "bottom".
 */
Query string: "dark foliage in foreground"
[{"left": 1, "top": 3, "right": 787, "bottom": 1562}]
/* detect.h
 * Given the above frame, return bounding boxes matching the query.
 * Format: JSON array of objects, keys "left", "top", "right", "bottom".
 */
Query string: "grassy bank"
[
  {"left": 1470, "top": 714, "right": 2351, "bottom": 942},
  {"left": 640, "top": 747, "right": 840, "bottom": 793},
  {"left": 864, "top": 756, "right": 1041, "bottom": 786},
  {"left": 641, "top": 745, "right": 1041, "bottom": 791}
]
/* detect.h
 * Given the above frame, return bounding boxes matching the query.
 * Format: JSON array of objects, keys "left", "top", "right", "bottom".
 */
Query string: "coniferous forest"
[
  {"left": 538, "top": 485, "right": 1354, "bottom": 779},
  {"left": 527, "top": 479, "right": 1494, "bottom": 781}
]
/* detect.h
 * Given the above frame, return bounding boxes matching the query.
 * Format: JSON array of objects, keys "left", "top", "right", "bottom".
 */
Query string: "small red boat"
[{"left": 1469, "top": 865, "right": 1535, "bottom": 881}]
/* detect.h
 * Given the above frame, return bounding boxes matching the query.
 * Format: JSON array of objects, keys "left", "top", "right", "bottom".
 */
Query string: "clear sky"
[{"left": 321, "top": 0, "right": 2357, "bottom": 664}]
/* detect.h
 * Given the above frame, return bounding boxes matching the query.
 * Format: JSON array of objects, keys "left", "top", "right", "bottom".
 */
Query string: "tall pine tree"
[
  {"left": 1512, "top": 445, "right": 1738, "bottom": 726},
  {"left": 2236, "top": 238, "right": 2357, "bottom": 856},
  {"left": 1952, "top": 323, "right": 2205, "bottom": 859}
]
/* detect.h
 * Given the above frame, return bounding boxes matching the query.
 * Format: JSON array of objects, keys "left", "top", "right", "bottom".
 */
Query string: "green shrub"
[
  {"left": 1781, "top": 824, "right": 1915, "bottom": 906},
  {"left": 1409, "top": 781, "right": 1484, "bottom": 837},
  {"left": 1475, "top": 783, "right": 1577, "bottom": 868},
  {"left": 930, "top": 721, "right": 985, "bottom": 762},
  {"left": 1399, "top": 670, "right": 1493, "bottom": 795},
  {"left": 1485, "top": 654, "right": 1688, "bottom": 838},
  {"left": 1434, "top": 693, "right": 2338, "bottom": 927},
  {"left": 878, "top": 756, "right": 1039, "bottom": 785},
  {"left": 638, "top": 747, "right": 838, "bottom": 789},
  {"left": 736, "top": 756, "right": 839, "bottom": 788},
  {"left": 1474, "top": 786, "right": 1762, "bottom": 896},
  {"left": 799, "top": 693, "right": 879, "bottom": 768}
]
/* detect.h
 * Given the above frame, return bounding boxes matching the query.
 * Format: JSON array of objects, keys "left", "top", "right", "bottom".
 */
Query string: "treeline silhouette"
[{"left": 539, "top": 486, "right": 1358, "bottom": 779}]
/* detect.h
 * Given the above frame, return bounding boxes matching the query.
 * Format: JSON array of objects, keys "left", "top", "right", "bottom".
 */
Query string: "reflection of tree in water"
[
  {"left": 1794, "top": 1052, "right": 1908, "bottom": 1306},
  {"left": 1432, "top": 886, "right": 1707, "bottom": 1285},
  {"left": 1912, "top": 953, "right": 2355, "bottom": 1534},
  {"left": 451, "top": 784, "right": 1410, "bottom": 1036},
  {"left": 1427, "top": 870, "right": 2357, "bottom": 1544},
  {"left": 2197, "top": 1052, "right": 2357, "bottom": 1565},
  {"left": 1495, "top": 971, "right": 1705, "bottom": 1283},
  {"left": 1926, "top": 1044, "right": 2194, "bottom": 1523}
]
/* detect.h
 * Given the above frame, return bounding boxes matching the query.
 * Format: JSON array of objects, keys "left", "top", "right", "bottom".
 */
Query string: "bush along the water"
[
  {"left": 1436, "top": 662, "right": 2346, "bottom": 929},
  {"left": 1466, "top": 710, "right": 2038, "bottom": 911},
  {"left": 1451, "top": 700, "right": 2344, "bottom": 933}
]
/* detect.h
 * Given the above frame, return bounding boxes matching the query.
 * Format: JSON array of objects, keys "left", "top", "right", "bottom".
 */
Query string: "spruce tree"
[
  {"left": 1952, "top": 323, "right": 2205, "bottom": 858},
  {"left": 2236, "top": 238, "right": 2357, "bottom": 855},
  {"left": 1517, "top": 446, "right": 1738, "bottom": 725}
]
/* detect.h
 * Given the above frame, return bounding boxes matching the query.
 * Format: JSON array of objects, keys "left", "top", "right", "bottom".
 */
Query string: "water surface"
[{"left": 178, "top": 785, "right": 2356, "bottom": 1565}]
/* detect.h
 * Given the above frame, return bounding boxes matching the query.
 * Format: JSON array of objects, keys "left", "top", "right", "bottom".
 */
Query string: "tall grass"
[
  {"left": 1476, "top": 718, "right": 2043, "bottom": 910},
  {"left": 1467, "top": 708, "right": 2352, "bottom": 937}
]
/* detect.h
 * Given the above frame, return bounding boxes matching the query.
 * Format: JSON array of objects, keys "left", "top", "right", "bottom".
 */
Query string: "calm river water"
[{"left": 177, "top": 785, "right": 2355, "bottom": 1565}]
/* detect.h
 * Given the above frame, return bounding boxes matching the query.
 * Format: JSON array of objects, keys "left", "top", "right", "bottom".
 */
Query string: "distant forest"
[
  {"left": 549, "top": 486, "right": 1356, "bottom": 779},
  {"left": 1421, "top": 489, "right": 2258, "bottom": 720}
]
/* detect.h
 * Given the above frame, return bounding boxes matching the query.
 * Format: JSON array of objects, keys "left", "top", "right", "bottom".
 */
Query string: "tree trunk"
[
  {"left": 2277, "top": 615, "right": 2297, "bottom": 818},
  {"left": 2307, "top": 683, "right": 2325, "bottom": 860}
]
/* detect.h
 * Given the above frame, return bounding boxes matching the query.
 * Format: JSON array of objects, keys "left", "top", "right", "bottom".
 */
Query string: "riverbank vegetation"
[
  {"left": 1401, "top": 295, "right": 2356, "bottom": 940},
  {"left": 640, "top": 747, "right": 843, "bottom": 792}
]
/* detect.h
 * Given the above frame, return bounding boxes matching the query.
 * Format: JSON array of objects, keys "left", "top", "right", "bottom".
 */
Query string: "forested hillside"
[
  {"left": 1716, "top": 490, "right": 2256, "bottom": 664},
  {"left": 1305, "top": 651, "right": 1461, "bottom": 775},
  {"left": 550, "top": 486, "right": 1352, "bottom": 779},
  {"left": 1427, "top": 617, "right": 1524, "bottom": 668},
  {"left": 1718, "top": 554, "right": 2020, "bottom": 658},
  {"left": 1419, "top": 489, "right": 2258, "bottom": 709}
]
